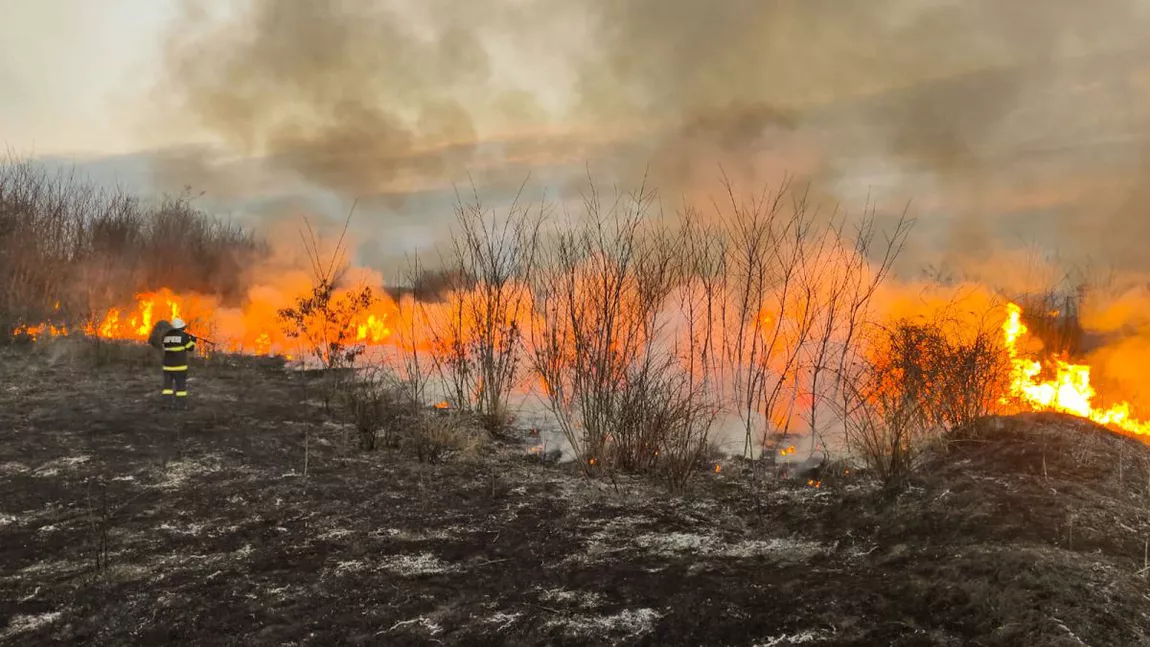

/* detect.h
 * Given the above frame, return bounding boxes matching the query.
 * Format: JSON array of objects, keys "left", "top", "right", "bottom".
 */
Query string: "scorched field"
[{"left": 3, "top": 341, "right": 1150, "bottom": 646}]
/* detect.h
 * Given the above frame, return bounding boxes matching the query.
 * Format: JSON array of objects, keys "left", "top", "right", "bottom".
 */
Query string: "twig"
[
  {"left": 476, "top": 558, "right": 511, "bottom": 567},
  {"left": 524, "top": 602, "right": 562, "bottom": 615},
  {"left": 304, "top": 426, "right": 310, "bottom": 479}
]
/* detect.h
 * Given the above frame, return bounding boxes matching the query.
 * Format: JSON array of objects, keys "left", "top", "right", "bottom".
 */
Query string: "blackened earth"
[{"left": 3, "top": 342, "right": 1150, "bottom": 646}]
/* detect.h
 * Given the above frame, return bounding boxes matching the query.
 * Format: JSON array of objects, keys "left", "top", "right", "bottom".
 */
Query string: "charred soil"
[{"left": 3, "top": 343, "right": 1150, "bottom": 646}]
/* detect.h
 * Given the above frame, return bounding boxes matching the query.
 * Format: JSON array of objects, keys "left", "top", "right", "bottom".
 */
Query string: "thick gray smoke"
[{"left": 155, "top": 0, "right": 1150, "bottom": 275}]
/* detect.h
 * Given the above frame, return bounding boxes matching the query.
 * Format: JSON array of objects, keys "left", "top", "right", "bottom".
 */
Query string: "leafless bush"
[
  {"left": 337, "top": 362, "right": 488, "bottom": 460},
  {"left": 679, "top": 176, "right": 910, "bottom": 464},
  {"left": 339, "top": 367, "right": 417, "bottom": 451},
  {"left": 276, "top": 206, "right": 375, "bottom": 371},
  {"left": 389, "top": 288, "right": 434, "bottom": 417},
  {"left": 798, "top": 204, "right": 911, "bottom": 458},
  {"left": 529, "top": 177, "right": 717, "bottom": 486},
  {"left": 617, "top": 362, "right": 719, "bottom": 490},
  {"left": 417, "top": 181, "right": 543, "bottom": 431},
  {"left": 842, "top": 317, "right": 1011, "bottom": 487},
  {"left": 711, "top": 178, "right": 819, "bottom": 460},
  {"left": 935, "top": 329, "right": 1013, "bottom": 432}
]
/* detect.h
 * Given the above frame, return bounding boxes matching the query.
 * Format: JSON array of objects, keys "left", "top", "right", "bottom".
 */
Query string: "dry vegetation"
[
  {"left": 3, "top": 156, "right": 1022, "bottom": 490},
  {"left": 843, "top": 317, "right": 1013, "bottom": 488},
  {"left": 0, "top": 156, "right": 260, "bottom": 340},
  {"left": 6, "top": 159, "right": 1150, "bottom": 644},
  {"left": 416, "top": 182, "right": 543, "bottom": 432}
]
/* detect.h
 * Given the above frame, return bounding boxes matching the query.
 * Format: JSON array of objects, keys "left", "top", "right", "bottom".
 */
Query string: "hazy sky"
[
  {"left": 0, "top": 0, "right": 183, "bottom": 155},
  {"left": 5, "top": 0, "right": 1150, "bottom": 279}
]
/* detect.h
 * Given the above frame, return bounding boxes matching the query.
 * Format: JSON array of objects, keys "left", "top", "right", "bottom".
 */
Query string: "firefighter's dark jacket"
[{"left": 162, "top": 329, "right": 197, "bottom": 371}]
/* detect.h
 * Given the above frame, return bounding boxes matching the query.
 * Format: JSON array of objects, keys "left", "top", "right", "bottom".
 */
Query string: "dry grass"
[
  {"left": 406, "top": 412, "right": 489, "bottom": 464},
  {"left": 338, "top": 369, "right": 417, "bottom": 451},
  {"left": 335, "top": 367, "right": 488, "bottom": 461}
]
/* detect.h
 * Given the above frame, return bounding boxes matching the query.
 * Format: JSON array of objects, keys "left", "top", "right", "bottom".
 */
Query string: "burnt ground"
[{"left": 4, "top": 342, "right": 1150, "bottom": 646}]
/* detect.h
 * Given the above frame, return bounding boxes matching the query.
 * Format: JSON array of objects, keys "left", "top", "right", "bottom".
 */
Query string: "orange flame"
[
  {"left": 12, "top": 323, "right": 68, "bottom": 340},
  {"left": 1003, "top": 302, "right": 1150, "bottom": 436},
  {"left": 18, "top": 286, "right": 405, "bottom": 357}
]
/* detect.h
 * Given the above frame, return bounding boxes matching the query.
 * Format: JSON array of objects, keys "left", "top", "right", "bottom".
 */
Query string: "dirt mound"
[
  {"left": 944, "top": 412, "right": 1150, "bottom": 487},
  {"left": 796, "top": 412, "right": 1150, "bottom": 645}
]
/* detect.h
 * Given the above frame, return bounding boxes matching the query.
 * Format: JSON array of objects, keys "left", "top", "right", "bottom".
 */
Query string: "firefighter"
[{"left": 161, "top": 318, "right": 197, "bottom": 410}]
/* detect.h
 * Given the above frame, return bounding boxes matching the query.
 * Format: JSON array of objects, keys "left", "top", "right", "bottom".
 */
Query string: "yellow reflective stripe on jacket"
[
  {"left": 163, "top": 365, "right": 188, "bottom": 371},
  {"left": 164, "top": 344, "right": 187, "bottom": 352}
]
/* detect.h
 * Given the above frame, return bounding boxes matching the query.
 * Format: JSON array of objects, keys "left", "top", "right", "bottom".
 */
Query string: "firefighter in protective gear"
[{"left": 161, "top": 318, "right": 197, "bottom": 409}]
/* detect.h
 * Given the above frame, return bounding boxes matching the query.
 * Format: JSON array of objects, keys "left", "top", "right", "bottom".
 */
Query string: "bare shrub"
[
  {"left": 417, "top": 182, "right": 543, "bottom": 431},
  {"left": 339, "top": 368, "right": 417, "bottom": 451},
  {"left": 712, "top": 179, "right": 823, "bottom": 461},
  {"left": 934, "top": 328, "right": 1013, "bottom": 432},
  {"left": 619, "top": 363, "right": 719, "bottom": 490},
  {"left": 797, "top": 204, "right": 911, "bottom": 458},
  {"left": 337, "top": 363, "right": 488, "bottom": 460},
  {"left": 529, "top": 177, "right": 717, "bottom": 487},
  {"left": 667, "top": 176, "right": 911, "bottom": 467},
  {"left": 276, "top": 206, "right": 375, "bottom": 371},
  {"left": 842, "top": 317, "right": 1011, "bottom": 488}
]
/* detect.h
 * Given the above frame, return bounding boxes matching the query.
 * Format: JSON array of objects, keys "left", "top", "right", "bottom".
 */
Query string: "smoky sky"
[{"left": 155, "top": 0, "right": 1150, "bottom": 275}]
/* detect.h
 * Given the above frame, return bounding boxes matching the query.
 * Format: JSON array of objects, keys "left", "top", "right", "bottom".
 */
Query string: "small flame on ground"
[
  {"left": 12, "top": 323, "right": 68, "bottom": 340},
  {"left": 713, "top": 463, "right": 721, "bottom": 473},
  {"left": 807, "top": 479, "right": 821, "bottom": 488},
  {"left": 433, "top": 400, "right": 450, "bottom": 409},
  {"left": 779, "top": 445, "right": 796, "bottom": 458}
]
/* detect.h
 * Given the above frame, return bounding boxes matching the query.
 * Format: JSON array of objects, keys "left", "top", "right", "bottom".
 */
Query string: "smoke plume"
[{"left": 153, "top": 0, "right": 1150, "bottom": 280}]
